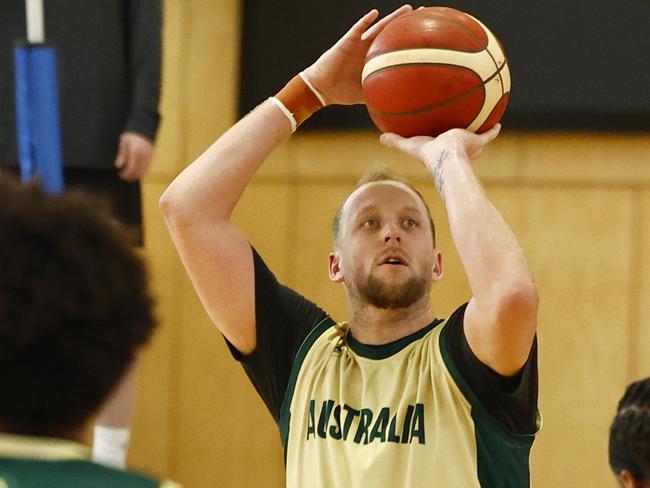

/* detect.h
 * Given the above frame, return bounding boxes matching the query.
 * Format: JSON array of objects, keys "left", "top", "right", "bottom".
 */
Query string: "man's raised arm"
[
  {"left": 160, "top": 6, "right": 413, "bottom": 354},
  {"left": 381, "top": 126, "right": 538, "bottom": 376}
]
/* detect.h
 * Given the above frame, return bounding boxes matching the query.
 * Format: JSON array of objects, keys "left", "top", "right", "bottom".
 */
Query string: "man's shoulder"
[{"left": 0, "top": 457, "right": 176, "bottom": 488}]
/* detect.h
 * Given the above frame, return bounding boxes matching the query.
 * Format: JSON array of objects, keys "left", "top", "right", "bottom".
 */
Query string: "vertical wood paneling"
[
  {"left": 291, "top": 183, "right": 352, "bottom": 320},
  {"left": 184, "top": 0, "right": 241, "bottom": 163},
  {"left": 128, "top": 182, "right": 178, "bottom": 477},
  {"left": 520, "top": 133, "right": 650, "bottom": 185},
  {"left": 524, "top": 189, "right": 633, "bottom": 487},
  {"left": 128, "top": 0, "right": 186, "bottom": 477},
  {"left": 638, "top": 191, "right": 650, "bottom": 377},
  {"left": 147, "top": 0, "right": 184, "bottom": 181}
]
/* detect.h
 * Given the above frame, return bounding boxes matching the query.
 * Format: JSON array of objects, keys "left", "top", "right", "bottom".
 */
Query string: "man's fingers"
[
  {"left": 116, "top": 133, "right": 153, "bottom": 182},
  {"left": 343, "top": 9, "right": 379, "bottom": 42},
  {"left": 118, "top": 160, "right": 135, "bottom": 181},
  {"left": 484, "top": 123, "right": 501, "bottom": 139},
  {"left": 476, "top": 123, "right": 501, "bottom": 147},
  {"left": 471, "top": 124, "right": 501, "bottom": 158},
  {"left": 118, "top": 140, "right": 137, "bottom": 181},
  {"left": 379, "top": 132, "right": 404, "bottom": 149},
  {"left": 123, "top": 148, "right": 151, "bottom": 182},
  {"left": 114, "top": 138, "right": 127, "bottom": 169},
  {"left": 119, "top": 160, "right": 141, "bottom": 182},
  {"left": 361, "top": 4, "right": 412, "bottom": 41},
  {"left": 380, "top": 132, "right": 425, "bottom": 157}
]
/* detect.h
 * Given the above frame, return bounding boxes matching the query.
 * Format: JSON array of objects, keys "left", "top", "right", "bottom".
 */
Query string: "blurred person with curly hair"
[
  {"left": 610, "top": 377, "right": 650, "bottom": 488},
  {"left": 0, "top": 175, "right": 178, "bottom": 487}
]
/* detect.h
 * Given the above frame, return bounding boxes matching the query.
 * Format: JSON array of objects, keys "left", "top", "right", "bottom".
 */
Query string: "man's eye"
[
  {"left": 363, "top": 219, "right": 378, "bottom": 228},
  {"left": 404, "top": 219, "right": 418, "bottom": 228}
]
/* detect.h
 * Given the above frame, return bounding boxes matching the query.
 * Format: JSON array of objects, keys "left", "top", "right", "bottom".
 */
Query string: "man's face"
[{"left": 329, "top": 182, "right": 442, "bottom": 310}]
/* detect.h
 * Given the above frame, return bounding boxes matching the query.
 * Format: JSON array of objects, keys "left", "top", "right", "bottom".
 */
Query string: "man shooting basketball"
[{"left": 161, "top": 5, "right": 540, "bottom": 487}]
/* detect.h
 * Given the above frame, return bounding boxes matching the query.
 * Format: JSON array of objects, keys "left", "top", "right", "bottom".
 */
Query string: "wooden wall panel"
[
  {"left": 524, "top": 189, "right": 633, "bottom": 487},
  {"left": 472, "top": 132, "right": 522, "bottom": 183},
  {"left": 184, "top": 0, "right": 241, "bottom": 164},
  {"left": 291, "top": 183, "right": 352, "bottom": 320},
  {"left": 292, "top": 132, "right": 425, "bottom": 181},
  {"left": 520, "top": 133, "right": 650, "bottom": 184},
  {"left": 128, "top": 0, "right": 186, "bottom": 476},
  {"left": 639, "top": 191, "right": 650, "bottom": 377},
  {"left": 147, "top": 0, "right": 184, "bottom": 181},
  {"left": 128, "top": 182, "right": 179, "bottom": 477},
  {"left": 291, "top": 131, "right": 521, "bottom": 184}
]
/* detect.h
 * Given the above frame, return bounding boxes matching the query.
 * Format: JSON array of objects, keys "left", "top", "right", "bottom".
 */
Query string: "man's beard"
[{"left": 356, "top": 270, "right": 429, "bottom": 310}]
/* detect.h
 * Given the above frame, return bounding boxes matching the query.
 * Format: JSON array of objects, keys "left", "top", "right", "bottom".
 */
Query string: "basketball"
[{"left": 362, "top": 7, "right": 510, "bottom": 137}]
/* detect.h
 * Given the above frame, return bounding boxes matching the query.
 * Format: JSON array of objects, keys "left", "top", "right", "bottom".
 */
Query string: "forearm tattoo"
[{"left": 433, "top": 149, "right": 447, "bottom": 202}]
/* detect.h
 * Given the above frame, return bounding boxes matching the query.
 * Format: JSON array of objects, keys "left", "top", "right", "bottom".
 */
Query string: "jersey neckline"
[{"left": 346, "top": 318, "right": 444, "bottom": 360}]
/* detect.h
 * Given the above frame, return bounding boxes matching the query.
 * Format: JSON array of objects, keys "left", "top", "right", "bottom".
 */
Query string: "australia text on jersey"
[{"left": 306, "top": 400, "right": 426, "bottom": 445}]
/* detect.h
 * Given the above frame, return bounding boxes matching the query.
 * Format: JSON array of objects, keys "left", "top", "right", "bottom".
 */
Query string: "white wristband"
[
  {"left": 299, "top": 71, "right": 327, "bottom": 107},
  {"left": 92, "top": 426, "right": 130, "bottom": 469},
  {"left": 268, "top": 96, "right": 297, "bottom": 132}
]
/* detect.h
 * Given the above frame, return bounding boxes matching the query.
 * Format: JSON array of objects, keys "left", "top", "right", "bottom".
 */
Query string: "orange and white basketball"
[{"left": 362, "top": 7, "right": 511, "bottom": 137}]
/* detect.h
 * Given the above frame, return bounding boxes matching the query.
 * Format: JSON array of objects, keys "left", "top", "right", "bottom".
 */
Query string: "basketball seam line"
[
  {"left": 482, "top": 47, "right": 506, "bottom": 99},
  {"left": 363, "top": 44, "right": 506, "bottom": 84},
  {"left": 367, "top": 62, "right": 508, "bottom": 118},
  {"left": 467, "top": 14, "right": 507, "bottom": 100},
  {"left": 367, "top": 44, "right": 485, "bottom": 60},
  {"left": 365, "top": 60, "right": 485, "bottom": 84}
]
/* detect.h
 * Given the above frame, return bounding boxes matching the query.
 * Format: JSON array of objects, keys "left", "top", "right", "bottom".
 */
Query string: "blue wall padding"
[{"left": 14, "top": 44, "right": 64, "bottom": 194}]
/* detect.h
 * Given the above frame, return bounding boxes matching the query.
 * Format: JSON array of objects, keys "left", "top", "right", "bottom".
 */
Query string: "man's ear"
[
  {"left": 432, "top": 249, "right": 443, "bottom": 282},
  {"left": 329, "top": 252, "right": 344, "bottom": 283},
  {"left": 618, "top": 470, "right": 642, "bottom": 488}
]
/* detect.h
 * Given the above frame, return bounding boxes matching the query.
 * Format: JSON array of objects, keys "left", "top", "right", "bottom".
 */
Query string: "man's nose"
[{"left": 383, "top": 222, "right": 401, "bottom": 243}]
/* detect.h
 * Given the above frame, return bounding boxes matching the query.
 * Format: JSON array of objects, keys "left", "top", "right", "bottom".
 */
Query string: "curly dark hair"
[
  {"left": 609, "top": 377, "right": 650, "bottom": 482},
  {"left": 0, "top": 175, "right": 156, "bottom": 437}
]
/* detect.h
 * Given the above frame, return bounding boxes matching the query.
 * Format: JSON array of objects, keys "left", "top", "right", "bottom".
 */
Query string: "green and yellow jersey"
[
  {"left": 227, "top": 248, "right": 540, "bottom": 488},
  {"left": 0, "top": 433, "right": 180, "bottom": 488}
]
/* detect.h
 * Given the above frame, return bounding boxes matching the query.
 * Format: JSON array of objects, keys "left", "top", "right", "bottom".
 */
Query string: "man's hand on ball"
[
  {"left": 302, "top": 5, "right": 412, "bottom": 106},
  {"left": 380, "top": 124, "right": 502, "bottom": 167}
]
